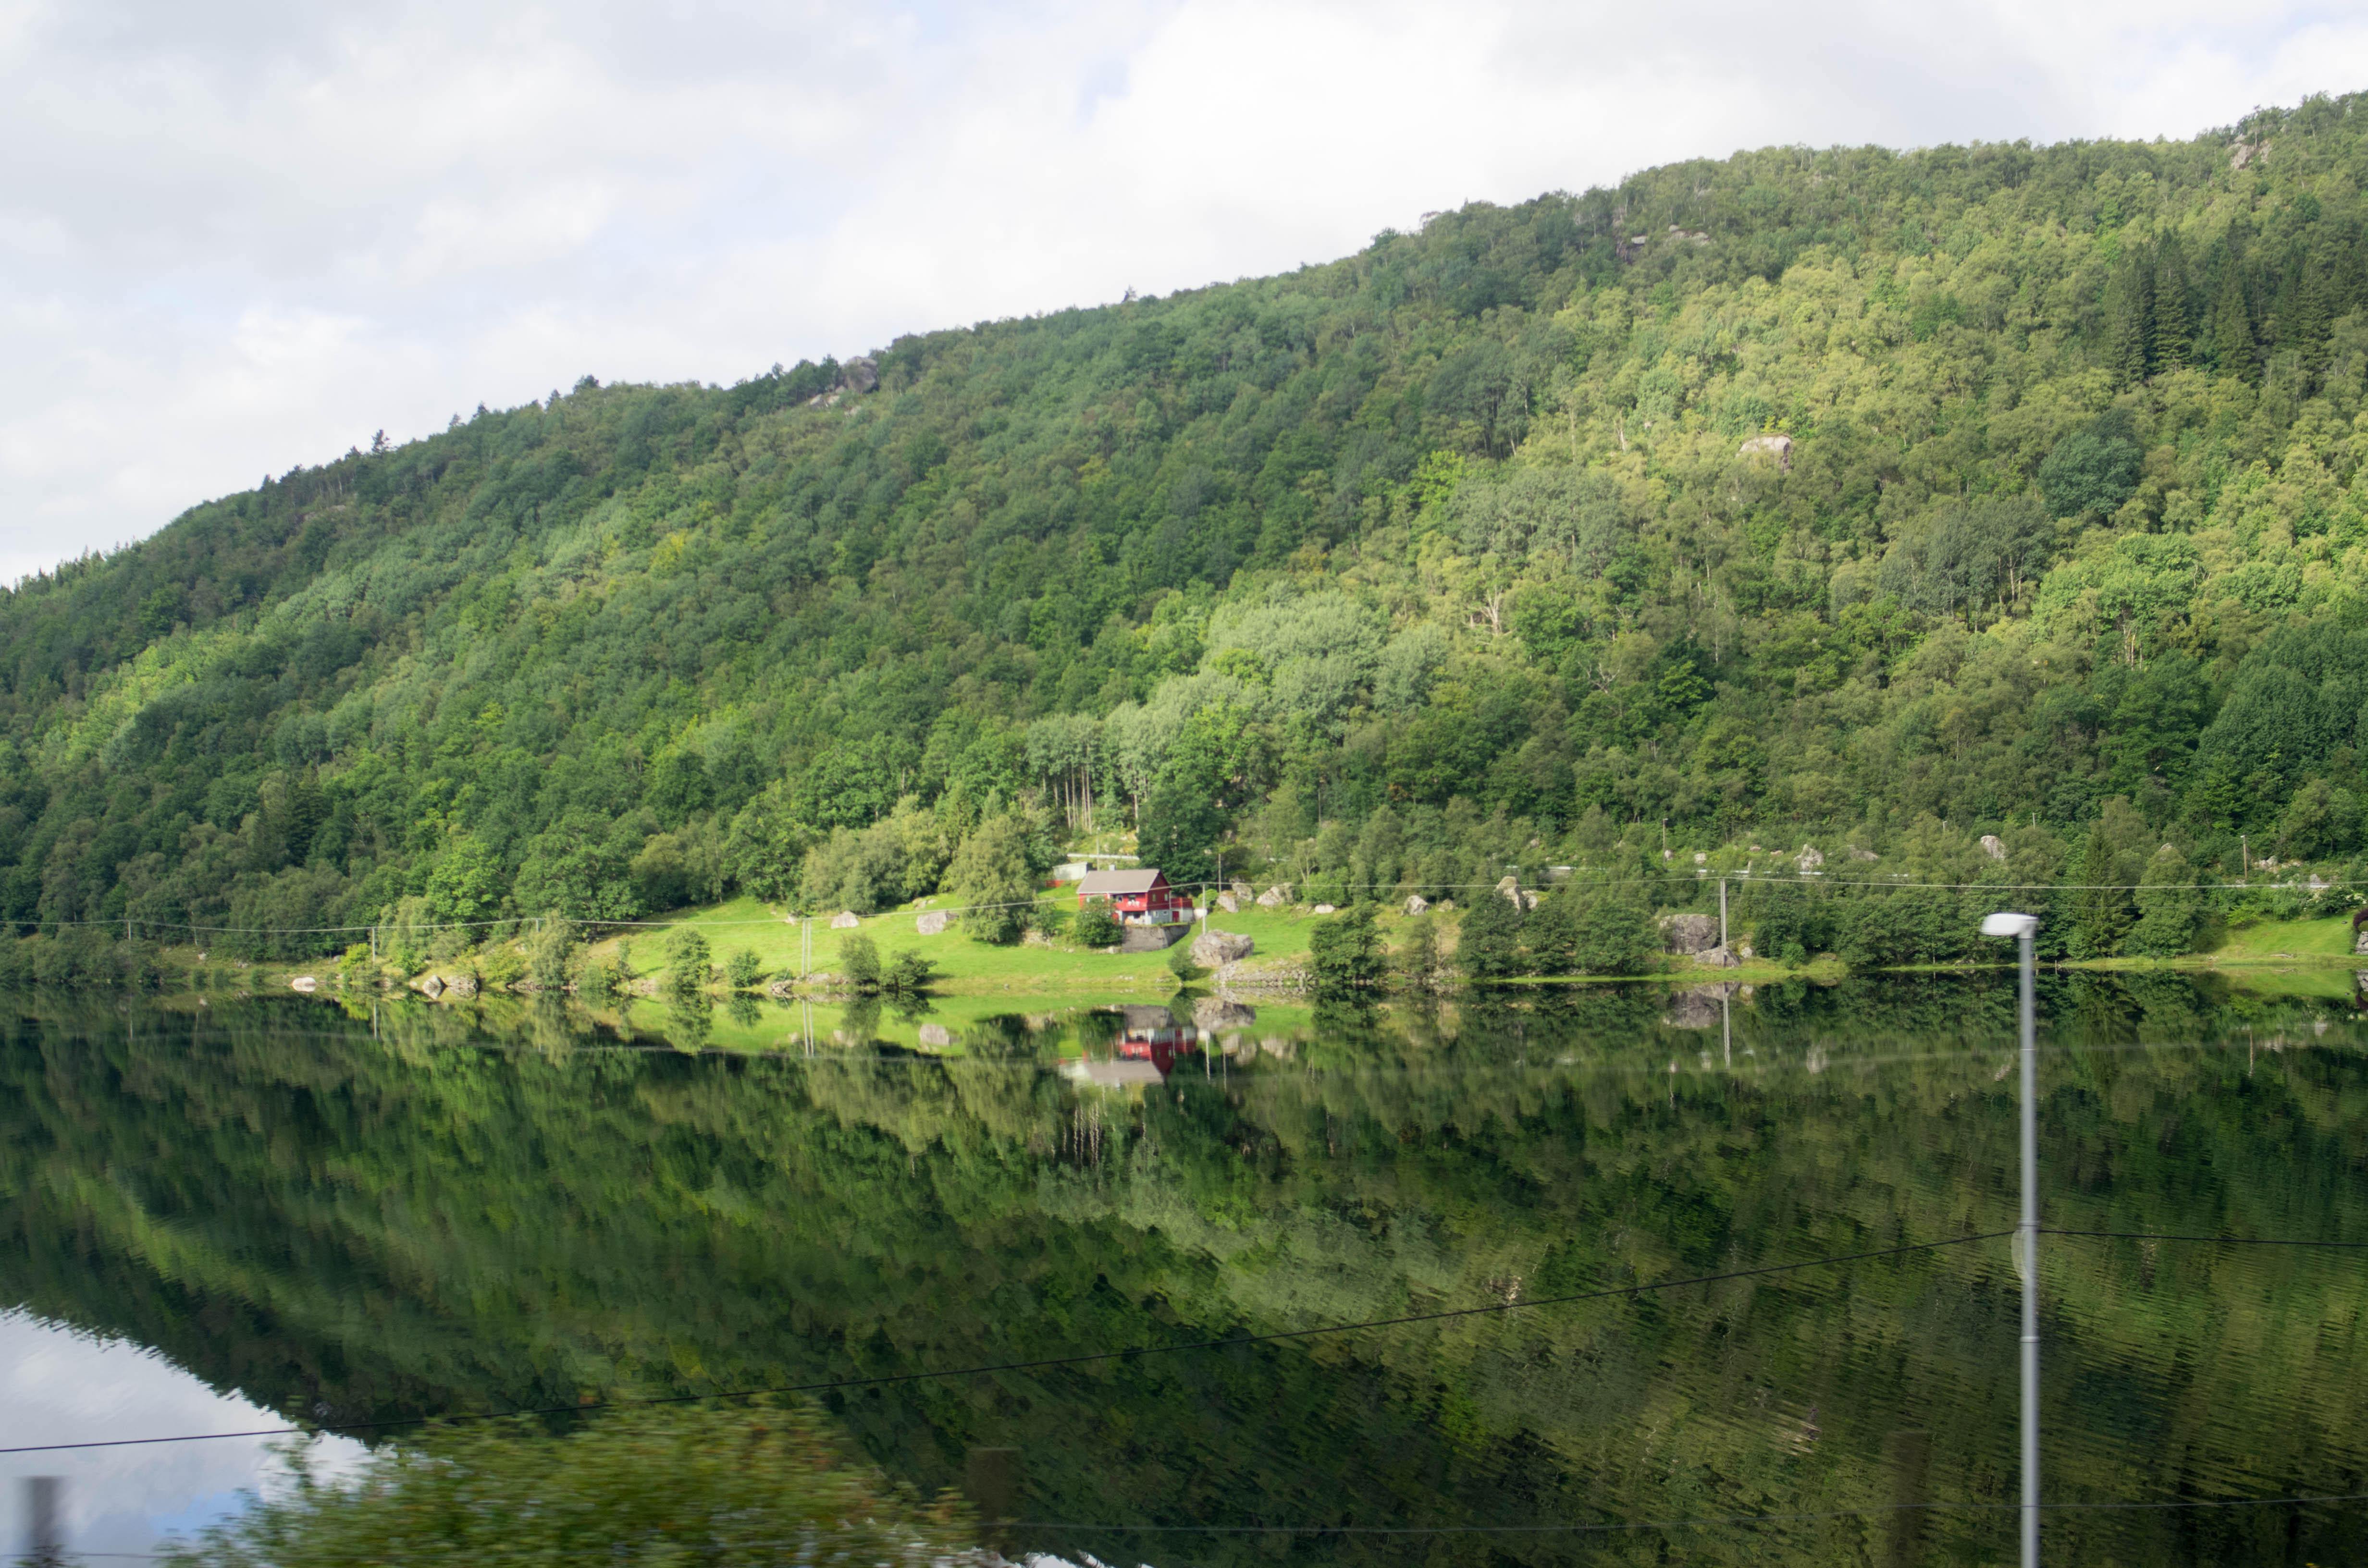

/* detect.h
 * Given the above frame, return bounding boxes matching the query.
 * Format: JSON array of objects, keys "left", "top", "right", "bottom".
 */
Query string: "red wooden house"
[{"left": 1076, "top": 868, "right": 1194, "bottom": 926}]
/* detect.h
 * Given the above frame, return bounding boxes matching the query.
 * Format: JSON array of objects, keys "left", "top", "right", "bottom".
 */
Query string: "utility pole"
[
  {"left": 23, "top": 1476, "right": 62, "bottom": 1568},
  {"left": 1718, "top": 877, "right": 1728, "bottom": 951},
  {"left": 1981, "top": 909, "right": 2040, "bottom": 1568}
]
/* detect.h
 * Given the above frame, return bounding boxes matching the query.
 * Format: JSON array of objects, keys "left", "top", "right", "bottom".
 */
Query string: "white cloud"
[{"left": 0, "top": 0, "right": 2356, "bottom": 581}]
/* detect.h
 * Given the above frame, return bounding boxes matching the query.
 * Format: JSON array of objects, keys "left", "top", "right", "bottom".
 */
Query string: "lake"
[{"left": 4, "top": 971, "right": 2366, "bottom": 1564}]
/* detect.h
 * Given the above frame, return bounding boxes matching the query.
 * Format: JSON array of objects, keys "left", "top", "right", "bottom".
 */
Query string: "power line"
[{"left": 0, "top": 1230, "right": 2010, "bottom": 1456}]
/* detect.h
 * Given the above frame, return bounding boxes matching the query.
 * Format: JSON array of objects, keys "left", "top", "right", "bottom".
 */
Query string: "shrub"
[
  {"left": 1309, "top": 905, "right": 1383, "bottom": 990},
  {"left": 527, "top": 918, "right": 577, "bottom": 992},
  {"left": 725, "top": 947, "right": 766, "bottom": 990},
  {"left": 1166, "top": 935, "right": 1201, "bottom": 984},
  {"left": 883, "top": 950, "right": 936, "bottom": 993},
  {"left": 839, "top": 933, "right": 881, "bottom": 992},
  {"left": 1457, "top": 893, "right": 1526, "bottom": 980},
  {"left": 665, "top": 926, "right": 711, "bottom": 994},
  {"left": 1074, "top": 904, "right": 1123, "bottom": 947},
  {"left": 156, "top": 1399, "right": 977, "bottom": 1568},
  {"left": 1394, "top": 914, "right": 1439, "bottom": 989},
  {"left": 1565, "top": 891, "right": 1661, "bottom": 975}
]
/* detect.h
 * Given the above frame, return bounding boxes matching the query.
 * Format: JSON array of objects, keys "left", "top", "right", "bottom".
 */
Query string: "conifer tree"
[
  {"left": 2150, "top": 236, "right": 2191, "bottom": 370},
  {"left": 2070, "top": 826, "right": 2134, "bottom": 959},
  {"left": 2206, "top": 265, "right": 2257, "bottom": 380}
]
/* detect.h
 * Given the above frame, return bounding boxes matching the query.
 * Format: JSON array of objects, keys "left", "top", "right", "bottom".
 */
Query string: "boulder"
[
  {"left": 918, "top": 1023, "right": 953, "bottom": 1048},
  {"left": 831, "top": 910, "right": 862, "bottom": 930},
  {"left": 1193, "top": 996, "right": 1257, "bottom": 1032},
  {"left": 289, "top": 975, "right": 319, "bottom": 993},
  {"left": 1521, "top": 891, "right": 1542, "bottom": 910},
  {"left": 1739, "top": 432, "right": 1794, "bottom": 472},
  {"left": 1979, "top": 834, "right": 2007, "bottom": 862},
  {"left": 1660, "top": 913, "right": 1720, "bottom": 955},
  {"left": 1257, "top": 884, "right": 1292, "bottom": 908},
  {"left": 916, "top": 910, "right": 950, "bottom": 935},
  {"left": 1231, "top": 880, "right": 1254, "bottom": 902},
  {"left": 447, "top": 973, "right": 479, "bottom": 998},
  {"left": 1662, "top": 983, "right": 1739, "bottom": 1029},
  {"left": 1495, "top": 874, "right": 1521, "bottom": 905},
  {"left": 1023, "top": 928, "right": 1055, "bottom": 947},
  {"left": 765, "top": 978, "right": 799, "bottom": 999},
  {"left": 1192, "top": 929, "right": 1255, "bottom": 967},
  {"left": 1312, "top": 903, "right": 1337, "bottom": 915},
  {"left": 1216, "top": 893, "right": 1240, "bottom": 913},
  {"left": 1436, "top": 899, "right": 1455, "bottom": 912},
  {"left": 1850, "top": 846, "right": 1880, "bottom": 862},
  {"left": 1694, "top": 945, "right": 1740, "bottom": 968},
  {"left": 1795, "top": 844, "right": 1825, "bottom": 873},
  {"left": 839, "top": 355, "right": 880, "bottom": 393},
  {"left": 1405, "top": 895, "right": 1430, "bottom": 916},
  {"left": 418, "top": 974, "right": 444, "bottom": 999}
]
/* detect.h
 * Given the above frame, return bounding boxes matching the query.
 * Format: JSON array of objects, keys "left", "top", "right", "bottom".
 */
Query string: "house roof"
[{"left": 1077, "top": 868, "right": 1165, "bottom": 895}]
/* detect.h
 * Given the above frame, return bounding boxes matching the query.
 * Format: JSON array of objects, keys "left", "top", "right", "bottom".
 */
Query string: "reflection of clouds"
[{"left": 0, "top": 1312, "right": 365, "bottom": 1559}]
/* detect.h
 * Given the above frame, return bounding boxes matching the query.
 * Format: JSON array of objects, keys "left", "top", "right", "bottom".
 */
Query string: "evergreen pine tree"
[
  {"left": 2206, "top": 266, "right": 2257, "bottom": 381},
  {"left": 2128, "top": 846, "right": 2201, "bottom": 957},
  {"left": 2150, "top": 235, "right": 2191, "bottom": 370},
  {"left": 2070, "top": 826, "right": 2134, "bottom": 958},
  {"left": 2105, "top": 261, "right": 2154, "bottom": 386}
]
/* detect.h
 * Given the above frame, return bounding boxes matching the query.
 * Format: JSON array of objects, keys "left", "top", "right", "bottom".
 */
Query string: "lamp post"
[{"left": 1982, "top": 909, "right": 2040, "bottom": 1568}]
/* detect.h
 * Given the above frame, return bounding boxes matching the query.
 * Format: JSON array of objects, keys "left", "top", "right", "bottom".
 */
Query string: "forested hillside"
[{"left": 11, "top": 95, "right": 2368, "bottom": 963}]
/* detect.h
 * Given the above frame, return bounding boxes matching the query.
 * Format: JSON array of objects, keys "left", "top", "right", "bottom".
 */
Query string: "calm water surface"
[{"left": 4, "top": 972, "right": 2367, "bottom": 1565}]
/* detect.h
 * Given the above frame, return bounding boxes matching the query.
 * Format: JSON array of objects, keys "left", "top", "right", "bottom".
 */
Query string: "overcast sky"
[{"left": 1, "top": 0, "right": 2364, "bottom": 585}]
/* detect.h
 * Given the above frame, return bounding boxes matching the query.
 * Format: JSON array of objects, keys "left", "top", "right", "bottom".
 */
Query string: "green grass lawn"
[
  {"left": 584, "top": 888, "right": 1320, "bottom": 996},
  {"left": 2208, "top": 915, "right": 2362, "bottom": 965}
]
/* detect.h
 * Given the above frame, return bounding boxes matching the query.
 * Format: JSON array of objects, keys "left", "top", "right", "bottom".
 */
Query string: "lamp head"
[{"left": 1981, "top": 912, "right": 2038, "bottom": 939}]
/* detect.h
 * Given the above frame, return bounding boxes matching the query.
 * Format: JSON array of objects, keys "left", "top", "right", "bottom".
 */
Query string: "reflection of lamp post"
[{"left": 1982, "top": 910, "right": 2039, "bottom": 1568}]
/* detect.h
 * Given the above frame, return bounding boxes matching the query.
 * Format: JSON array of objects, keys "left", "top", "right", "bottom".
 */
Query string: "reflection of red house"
[
  {"left": 1116, "top": 1004, "right": 1198, "bottom": 1078},
  {"left": 1077, "top": 868, "right": 1195, "bottom": 926}
]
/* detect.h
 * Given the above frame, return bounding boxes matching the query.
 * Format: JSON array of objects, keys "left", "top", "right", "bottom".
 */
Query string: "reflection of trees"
[{"left": 2, "top": 986, "right": 2365, "bottom": 1566}]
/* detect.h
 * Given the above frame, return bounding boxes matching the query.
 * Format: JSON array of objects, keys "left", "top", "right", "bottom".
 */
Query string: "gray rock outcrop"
[
  {"left": 1192, "top": 929, "right": 1255, "bottom": 967},
  {"left": 1193, "top": 996, "right": 1256, "bottom": 1032},
  {"left": 840, "top": 355, "right": 879, "bottom": 393},
  {"left": 1980, "top": 834, "right": 2007, "bottom": 862},
  {"left": 1257, "top": 884, "right": 1291, "bottom": 908},
  {"left": 1405, "top": 894, "right": 1430, "bottom": 916},
  {"left": 916, "top": 910, "right": 950, "bottom": 935},
  {"left": 1796, "top": 844, "right": 1825, "bottom": 873},
  {"left": 1660, "top": 913, "right": 1720, "bottom": 954},
  {"left": 831, "top": 910, "right": 862, "bottom": 929},
  {"left": 1739, "top": 432, "right": 1794, "bottom": 472}
]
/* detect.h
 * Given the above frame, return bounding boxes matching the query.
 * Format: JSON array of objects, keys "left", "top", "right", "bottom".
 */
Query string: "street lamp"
[{"left": 1982, "top": 909, "right": 2039, "bottom": 1568}]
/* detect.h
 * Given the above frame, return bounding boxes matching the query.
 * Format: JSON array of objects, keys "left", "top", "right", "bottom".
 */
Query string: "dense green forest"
[
  {"left": 13, "top": 96, "right": 2368, "bottom": 963},
  {"left": 7, "top": 984, "right": 2366, "bottom": 1563}
]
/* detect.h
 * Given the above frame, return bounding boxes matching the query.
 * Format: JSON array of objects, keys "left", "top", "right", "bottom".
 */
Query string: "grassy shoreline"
[{"left": 150, "top": 902, "right": 2368, "bottom": 1006}]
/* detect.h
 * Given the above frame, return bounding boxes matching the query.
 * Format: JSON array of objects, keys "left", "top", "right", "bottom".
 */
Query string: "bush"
[
  {"left": 883, "top": 950, "right": 936, "bottom": 993},
  {"left": 1395, "top": 914, "right": 1439, "bottom": 989},
  {"left": 665, "top": 926, "right": 711, "bottom": 994},
  {"left": 575, "top": 956, "right": 613, "bottom": 996},
  {"left": 945, "top": 814, "right": 1039, "bottom": 943},
  {"left": 156, "top": 1399, "right": 977, "bottom": 1568},
  {"left": 1166, "top": 934, "right": 1201, "bottom": 984},
  {"left": 1309, "top": 905, "right": 1383, "bottom": 991},
  {"left": 1565, "top": 891, "right": 1661, "bottom": 975},
  {"left": 839, "top": 933, "right": 881, "bottom": 992},
  {"left": 527, "top": 918, "right": 577, "bottom": 992},
  {"left": 725, "top": 947, "right": 766, "bottom": 990},
  {"left": 1074, "top": 904, "right": 1123, "bottom": 947},
  {"left": 1457, "top": 893, "right": 1526, "bottom": 980}
]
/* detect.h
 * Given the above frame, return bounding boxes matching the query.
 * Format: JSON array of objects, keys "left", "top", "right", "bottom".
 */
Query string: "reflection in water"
[
  {"left": 0, "top": 1312, "right": 365, "bottom": 1558},
  {"left": 2, "top": 971, "right": 2366, "bottom": 1564}
]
